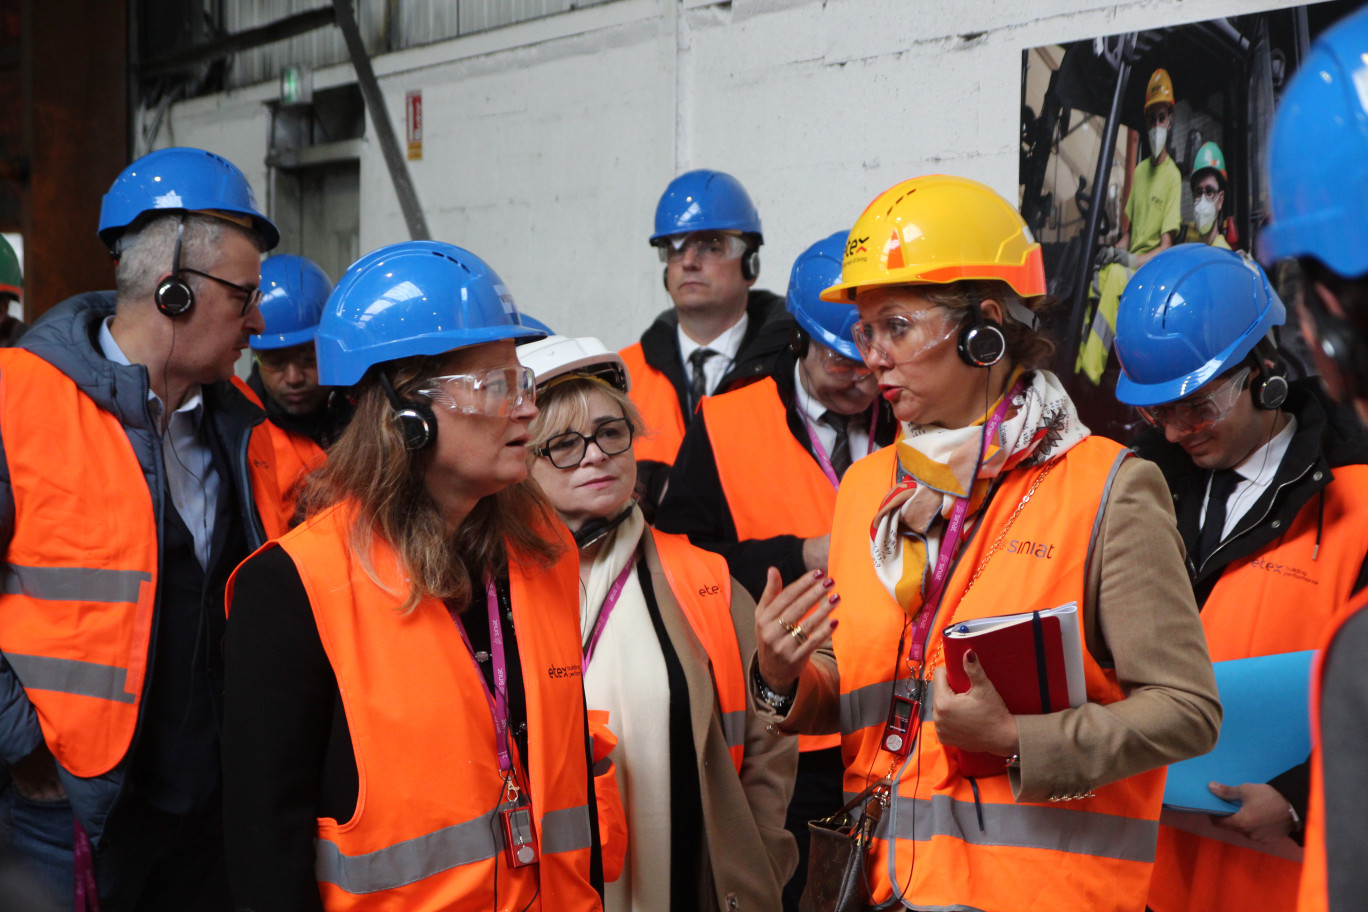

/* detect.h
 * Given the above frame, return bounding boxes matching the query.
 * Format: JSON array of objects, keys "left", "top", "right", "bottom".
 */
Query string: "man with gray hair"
[{"left": 0, "top": 147, "right": 281, "bottom": 910}]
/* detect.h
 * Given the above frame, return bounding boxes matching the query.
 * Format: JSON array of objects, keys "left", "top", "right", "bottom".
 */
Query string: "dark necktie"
[
  {"left": 1195, "top": 468, "right": 1240, "bottom": 567},
  {"left": 821, "top": 411, "right": 853, "bottom": 478},
  {"left": 688, "top": 348, "right": 717, "bottom": 410}
]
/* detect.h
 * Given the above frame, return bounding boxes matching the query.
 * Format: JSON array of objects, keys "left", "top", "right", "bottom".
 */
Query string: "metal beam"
[
  {"left": 333, "top": 0, "right": 429, "bottom": 241},
  {"left": 140, "top": 8, "right": 335, "bottom": 79}
]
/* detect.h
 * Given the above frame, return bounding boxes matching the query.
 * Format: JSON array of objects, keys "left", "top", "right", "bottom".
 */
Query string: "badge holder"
[
  {"left": 881, "top": 681, "right": 924, "bottom": 758},
  {"left": 499, "top": 779, "right": 539, "bottom": 868}
]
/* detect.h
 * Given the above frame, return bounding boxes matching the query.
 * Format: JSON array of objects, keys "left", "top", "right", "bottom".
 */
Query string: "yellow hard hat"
[
  {"left": 1145, "top": 68, "right": 1174, "bottom": 111},
  {"left": 820, "top": 175, "right": 1046, "bottom": 303}
]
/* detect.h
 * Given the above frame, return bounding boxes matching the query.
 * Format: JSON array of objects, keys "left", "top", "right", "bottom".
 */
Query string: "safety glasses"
[
  {"left": 536, "top": 417, "right": 635, "bottom": 469},
  {"left": 415, "top": 365, "right": 536, "bottom": 418},
  {"left": 655, "top": 232, "right": 748, "bottom": 264},
  {"left": 1137, "top": 366, "right": 1252, "bottom": 434},
  {"left": 171, "top": 218, "right": 262, "bottom": 316},
  {"left": 815, "top": 344, "right": 874, "bottom": 380},
  {"left": 851, "top": 308, "right": 958, "bottom": 365}
]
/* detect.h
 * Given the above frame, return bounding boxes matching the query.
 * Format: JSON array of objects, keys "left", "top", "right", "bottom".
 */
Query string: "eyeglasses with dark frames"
[
  {"left": 170, "top": 218, "right": 263, "bottom": 316},
  {"left": 536, "top": 417, "right": 635, "bottom": 468}
]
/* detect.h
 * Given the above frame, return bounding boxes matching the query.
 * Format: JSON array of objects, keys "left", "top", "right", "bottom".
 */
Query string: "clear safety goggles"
[
  {"left": 536, "top": 417, "right": 635, "bottom": 469},
  {"left": 655, "top": 232, "right": 748, "bottom": 264},
  {"left": 255, "top": 346, "right": 317, "bottom": 373},
  {"left": 851, "top": 308, "right": 958, "bottom": 365},
  {"left": 814, "top": 344, "right": 874, "bottom": 380},
  {"left": 1136, "top": 366, "right": 1251, "bottom": 434},
  {"left": 415, "top": 365, "right": 537, "bottom": 418}
]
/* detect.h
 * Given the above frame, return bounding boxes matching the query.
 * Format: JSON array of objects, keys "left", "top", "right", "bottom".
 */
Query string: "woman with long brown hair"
[{"left": 221, "top": 241, "right": 604, "bottom": 912}]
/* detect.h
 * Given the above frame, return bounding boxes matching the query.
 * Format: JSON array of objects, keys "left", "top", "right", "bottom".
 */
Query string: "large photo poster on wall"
[{"left": 1020, "top": 1, "right": 1362, "bottom": 441}]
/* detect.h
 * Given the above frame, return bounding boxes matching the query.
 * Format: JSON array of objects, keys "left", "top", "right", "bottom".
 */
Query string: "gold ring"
[
  {"left": 789, "top": 624, "right": 809, "bottom": 645},
  {"left": 777, "top": 617, "right": 797, "bottom": 633}
]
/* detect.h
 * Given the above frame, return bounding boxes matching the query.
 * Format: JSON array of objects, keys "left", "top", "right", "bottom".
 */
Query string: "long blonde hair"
[{"left": 299, "top": 353, "right": 563, "bottom": 613}]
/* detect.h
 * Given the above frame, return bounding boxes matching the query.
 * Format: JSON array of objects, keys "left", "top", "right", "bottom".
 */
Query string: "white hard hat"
[{"left": 519, "top": 334, "right": 631, "bottom": 393}]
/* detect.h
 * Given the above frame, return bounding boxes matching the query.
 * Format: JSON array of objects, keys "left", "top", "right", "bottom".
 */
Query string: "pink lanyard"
[
  {"left": 450, "top": 577, "right": 514, "bottom": 773},
  {"left": 803, "top": 406, "right": 882, "bottom": 490},
  {"left": 905, "top": 378, "right": 1022, "bottom": 664},
  {"left": 581, "top": 558, "right": 637, "bottom": 673}
]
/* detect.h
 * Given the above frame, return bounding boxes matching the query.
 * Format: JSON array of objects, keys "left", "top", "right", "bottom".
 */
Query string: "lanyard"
[
  {"left": 581, "top": 557, "right": 636, "bottom": 673},
  {"left": 803, "top": 406, "right": 882, "bottom": 490},
  {"left": 450, "top": 576, "right": 514, "bottom": 774},
  {"left": 905, "top": 378, "right": 1022, "bottom": 664}
]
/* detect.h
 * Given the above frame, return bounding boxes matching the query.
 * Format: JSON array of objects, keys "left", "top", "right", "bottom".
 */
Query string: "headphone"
[
  {"left": 1300, "top": 263, "right": 1368, "bottom": 402},
  {"left": 1248, "top": 335, "right": 1289, "bottom": 411},
  {"left": 378, "top": 370, "right": 437, "bottom": 451},
  {"left": 956, "top": 295, "right": 1007, "bottom": 368},
  {"left": 155, "top": 218, "right": 195, "bottom": 317}
]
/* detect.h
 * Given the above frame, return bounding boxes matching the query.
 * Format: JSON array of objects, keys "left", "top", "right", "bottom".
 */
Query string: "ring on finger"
[
  {"left": 776, "top": 617, "right": 797, "bottom": 634},
  {"left": 788, "top": 624, "right": 809, "bottom": 645}
]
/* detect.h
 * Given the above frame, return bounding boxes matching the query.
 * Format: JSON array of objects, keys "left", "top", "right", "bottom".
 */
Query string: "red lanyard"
[
  {"left": 449, "top": 576, "right": 514, "bottom": 774},
  {"left": 581, "top": 557, "right": 636, "bottom": 673},
  {"left": 905, "top": 378, "right": 1022, "bottom": 664}
]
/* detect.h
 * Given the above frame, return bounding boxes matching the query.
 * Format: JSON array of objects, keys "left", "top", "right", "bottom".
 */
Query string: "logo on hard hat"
[
  {"left": 154, "top": 191, "right": 184, "bottom": 209},
  {"left": 495, "top": 283, "right": 517, "bottom": 315},
  {"left": 846, "top": 236, "right": 869, "bottom": 257}
]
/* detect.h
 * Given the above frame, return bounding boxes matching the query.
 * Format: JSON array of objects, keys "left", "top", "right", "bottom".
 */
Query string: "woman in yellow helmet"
[{"left": 752, "top": 175, "right": 1221, "bottom": 912}]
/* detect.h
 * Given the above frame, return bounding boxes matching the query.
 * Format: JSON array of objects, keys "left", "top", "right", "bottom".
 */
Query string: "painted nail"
[
  {"left": 829, "top": 593, "right": 841, "bottom": 605},
  {"left": 812, "top": 569, "right": 825, "bottom": 580},
  {"left": 830, "top": 619, "right": 839, "bottom": 629},
  {"left": 966, "top": 649, "right": 978, "bottom": 665},
  {"left": 822, "top": 578, "right": 836, "bottom": 589}
]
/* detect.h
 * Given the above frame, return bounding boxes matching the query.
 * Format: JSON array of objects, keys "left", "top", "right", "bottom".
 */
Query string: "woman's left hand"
[
  {"left": 1208, "top": 782, "right": 1297, "bottom": 844},
  {"left": 931, "top": 650, "right": 1020, "bottom": 756}
]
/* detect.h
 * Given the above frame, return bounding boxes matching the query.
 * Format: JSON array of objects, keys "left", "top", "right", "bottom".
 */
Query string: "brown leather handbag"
[{"left": 799, "top": 779, "right": 891, "bottom": 912}]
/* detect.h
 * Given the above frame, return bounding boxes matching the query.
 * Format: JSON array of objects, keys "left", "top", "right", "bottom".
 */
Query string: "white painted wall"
[{"left": 160, "top": 0, "right": 1314, "bottom": 349}]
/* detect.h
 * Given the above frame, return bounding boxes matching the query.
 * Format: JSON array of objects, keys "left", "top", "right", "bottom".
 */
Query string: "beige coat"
[{"left": 638, "top": 530, "right": 798, "bottom": 912}]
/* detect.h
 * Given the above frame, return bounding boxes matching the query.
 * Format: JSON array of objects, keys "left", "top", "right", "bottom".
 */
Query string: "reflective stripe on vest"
[
  {"left": 1297, "top": 589, "right": 1368, "bottom": 912},
  {"left": 0, "top": 349, "right": 158, "bottom": 777},
  {"left": 232, "top": 376, "right": 319, "bottom": 539},
  {"left": 620, "top": 342, "right": 688, "bottom": 467},
  {"left": 700, "top": 377, "right": 836, "bottom": 541},
  {"left": 1077, "top": 263, "right": 1129, "bottom": 384},
  {"left": 1148, "top": 467, "right": 1368, "bottom": 912},
  {"left": 257, "top": 504, "right": 599, "bottom": 911},
  {"left": 700, "top": 376, "right": 843, "bottom": 752},
  {"left": 650, "top": 528, "right": 747, "bottom": 769},
  {"left": 829, "top": 436, "right": 1166, "bottom": 911}
]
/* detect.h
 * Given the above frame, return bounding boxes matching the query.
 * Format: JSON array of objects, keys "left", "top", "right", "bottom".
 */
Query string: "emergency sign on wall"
[{"left": 407, "top": 90, "right": 423, "bottom": 161}]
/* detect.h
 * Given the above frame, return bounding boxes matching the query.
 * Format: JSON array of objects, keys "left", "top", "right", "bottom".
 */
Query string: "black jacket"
[
  {"left": 655, "top": 338, "right": 897, "bottom": 600},
  {"left": 1132, "top": 379, "right": 1368, "bottom": 826},
  {"left": 634, "top": 290, "right": 790, "bottom": 511}
]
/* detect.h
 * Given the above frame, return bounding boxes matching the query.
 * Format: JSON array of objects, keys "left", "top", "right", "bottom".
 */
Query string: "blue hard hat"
[
  {"left": 517, "top": 313, "right": 554, "bottom": 339},
  {"left": 250, "top": 255, "right": 334, "bottom": 351},
  {"left": 1261, "top": 5, "right": 1368, "bottom": 278},
  {"left": 650, "top": 169, "right": 763, "bottom": 245},
  {"left": 316, "top": 241, "right": 548, "bottom": 386},
  {"left": 98, "top": 147, "right": 280, "bottom": 252},
  {"left": 787, "top": 231, "right": 861, "bottom": 362},
  {"left": 1115, "top": 245, "right": 1285, "bottom": 406}
]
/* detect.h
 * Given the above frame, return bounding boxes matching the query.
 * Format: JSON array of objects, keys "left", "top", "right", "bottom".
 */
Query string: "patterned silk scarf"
[{"left": 870, "top": 368, "right": 1090, "bottom": 615}]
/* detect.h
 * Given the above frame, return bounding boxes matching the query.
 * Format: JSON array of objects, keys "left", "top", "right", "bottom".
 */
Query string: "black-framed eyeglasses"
[
  {"left": 171, "top": 218, "right": 263, "bottom": 316},
  {"left": 536, "top": 417, "right": 635, "bottom": 468}
]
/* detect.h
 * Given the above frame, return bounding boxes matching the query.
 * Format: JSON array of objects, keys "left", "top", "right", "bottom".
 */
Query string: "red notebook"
[{"left": 942, "top": 602, "right": 1086, "bottom": 778}]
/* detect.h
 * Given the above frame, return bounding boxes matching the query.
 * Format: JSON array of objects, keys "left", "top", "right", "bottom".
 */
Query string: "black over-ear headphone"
[
  {"left": 1250, "top": 336, "right": 1289, "bottom": 411},
  {"left": 956, "top": 294, "right": 1006, "bottom": 368},
  {"left": 740, "top": 238, "right": 760, "bottom": 282},
  {"left": 379, "top": 370, "right": 437, "bottom": 451},
  {"left": 155, "top": 218, "right": 195, "bottom": 317}
]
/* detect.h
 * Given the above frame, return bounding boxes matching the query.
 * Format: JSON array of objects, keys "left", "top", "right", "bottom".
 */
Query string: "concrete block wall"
[{"left": 160, "top": 0, "right": 1311, "bottom": 348}]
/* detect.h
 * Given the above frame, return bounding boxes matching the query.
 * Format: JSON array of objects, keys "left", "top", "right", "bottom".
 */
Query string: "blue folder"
[{"left": 1162, "top": 650, "right": 1315, "bottom": 815}]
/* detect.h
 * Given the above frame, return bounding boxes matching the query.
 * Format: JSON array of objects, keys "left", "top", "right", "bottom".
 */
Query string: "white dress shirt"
[
  {"left": 792, "top": 361, "right": 874, "bottom": 466},
  {"left": 1200, "top": 415, "right": 1298, "bottom": 541},
  {"left": 100, "top": 317, "right": 220, "bottom": 569},
  {"left": 677, "top": 313, "right": 748, "bottom": 399}
]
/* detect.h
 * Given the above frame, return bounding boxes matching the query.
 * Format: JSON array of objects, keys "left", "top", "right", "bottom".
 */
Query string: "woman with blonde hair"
[
  {"left": 519, "top": 333, "right": 815, "bottom": 912},
  {"left": 221, "top": 242, "right": 603, "bottom": 912},
  {"left": 754, "top": 176, "right": 1222, "bottom": 912}
]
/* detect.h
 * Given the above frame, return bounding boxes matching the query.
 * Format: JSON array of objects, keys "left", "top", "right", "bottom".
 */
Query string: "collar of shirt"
[
  {"left": 677, "top": 312, "right": 748, "bottom": 398},
  {"left": 1205, "top": 414, "right": 1299, "bottom": 540},
  {"left": 98, "top": 316, "right": 206, "bottom": 422},
  {"left": 791, "top": 361, "right": 873, "bottom": 463}
]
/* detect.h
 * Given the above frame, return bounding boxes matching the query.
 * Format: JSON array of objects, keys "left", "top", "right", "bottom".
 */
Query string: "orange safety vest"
[
  {"left": 620, "top": 342, "right": 688, "bottom": 468},
  {"left": 1149, "top": 465, "right": 1368, "bottom": 912},
  {"left": 649, "top": 527, "right": 748, "bottom": 771},
  {"left": 1296, "top": 589, "right": 1368, "bottom": 912},
  {"left": 232, "top": 376, "right": 325, "bottom": 538},
  {"left": 0, "top": 350, "right": 274, "bottom": 779},
  {"left": 700, "top": 377, "right": 841, "bottom": 752},
  {"left": 829, "top": 437, "right": 1166, "bottom": 911},
  {"left": 261, "top": 504, "right": 600, "bottom": 911}
]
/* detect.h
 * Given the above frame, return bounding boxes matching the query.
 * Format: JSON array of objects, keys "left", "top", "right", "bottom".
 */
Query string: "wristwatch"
[{"left": 751, "top": 664, "right": 796, "bottom": 715}]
